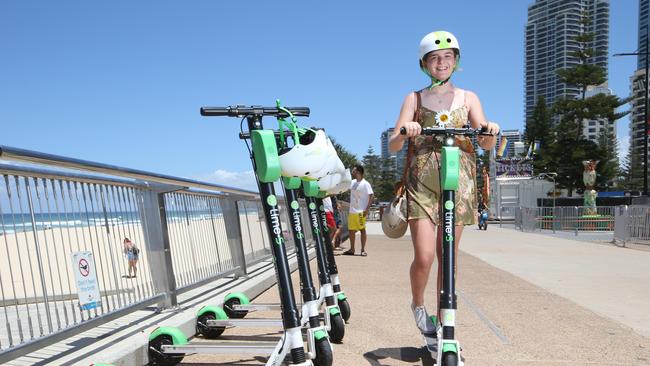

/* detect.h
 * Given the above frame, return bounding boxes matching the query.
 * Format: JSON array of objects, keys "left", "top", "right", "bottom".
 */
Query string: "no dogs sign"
[{"left": 71, "top": 251, "right": 102, "bottom": 311}]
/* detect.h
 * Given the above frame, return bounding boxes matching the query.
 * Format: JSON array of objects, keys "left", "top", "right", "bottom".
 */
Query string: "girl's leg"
[
  {"left": 132, "top": 260, "right": 138, "bottom": 277},
  {"left": 409, "top": 218, "right": 437, "bottom": 307},
  {"left": 435, "top": 225, "right": 463, "bottom": 314}
]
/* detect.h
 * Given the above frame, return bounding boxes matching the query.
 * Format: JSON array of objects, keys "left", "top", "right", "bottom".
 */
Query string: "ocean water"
[{"left": 0, "top": 210, "right": 224, "bottom": 235}]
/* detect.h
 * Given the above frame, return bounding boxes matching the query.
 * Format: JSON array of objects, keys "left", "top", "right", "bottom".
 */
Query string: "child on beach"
[{"left": 123, "top": 238, "right": 140, "bottom": 278}]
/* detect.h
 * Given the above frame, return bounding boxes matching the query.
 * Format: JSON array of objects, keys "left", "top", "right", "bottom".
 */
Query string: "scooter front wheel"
[
  {"left": 339, "top": 298, "right": 351, "bottom": 322},
  {"left": 329, "top": 313, "right": 345, "bottom": 343},
  {"left": 442, "top": 351, "right": 458, "bottom": 366},
  {"left": 312, "top": 337, "right": 333, "bottom": 366}
]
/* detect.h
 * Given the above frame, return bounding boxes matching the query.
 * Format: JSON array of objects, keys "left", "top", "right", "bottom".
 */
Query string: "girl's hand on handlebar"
[
  {"left": 400, "top": 122, "right": 422, "bottom": 138},
  {"left": 481, "top": 121, "right": 500, "bottom": 135}
]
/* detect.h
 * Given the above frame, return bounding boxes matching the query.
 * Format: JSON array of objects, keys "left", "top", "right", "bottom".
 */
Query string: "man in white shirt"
[{"left": 343, "top": 165, "right": 374, "bottom": 256}]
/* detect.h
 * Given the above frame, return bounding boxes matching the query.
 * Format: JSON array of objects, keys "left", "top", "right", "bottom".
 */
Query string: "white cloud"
[{"left": 197, "top": 169, "right": 258, "bottom": 191}]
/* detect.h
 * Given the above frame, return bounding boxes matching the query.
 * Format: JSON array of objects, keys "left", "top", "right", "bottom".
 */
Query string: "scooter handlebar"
[
  {"left": 200, "top": 105, "right": 310, "bottom": 118},
  {"left": 399, "top": 126, "right": 493, "bottom": 136}
]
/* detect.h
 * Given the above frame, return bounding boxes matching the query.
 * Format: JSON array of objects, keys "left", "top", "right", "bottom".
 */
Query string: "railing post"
[
  {"left": 221, "top": 197, "right": 247, "bottom": 279},
  {"left": 614, "top": 205, "right": 629, "bottom": 246},
  {"left": 574, "top": 206, "right": 579, "bottom": 236},
  {"left": 136, "top": 185, "right": 180, "bottom": 309}
]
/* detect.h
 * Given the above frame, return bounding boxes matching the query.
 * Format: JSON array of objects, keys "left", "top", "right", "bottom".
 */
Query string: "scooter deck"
[
  {"left": 232, "top": 303, "right": 281, "bottom": 311},
  {"left": 161, "top": 342, "right": 277, "bottom": 354},
  {"left": 207, "top": 318, "right": 283, "bottom": 328}
]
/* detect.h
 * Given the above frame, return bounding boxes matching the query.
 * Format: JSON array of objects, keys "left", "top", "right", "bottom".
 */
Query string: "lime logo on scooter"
[
  {"left": 444, "top": 200, "right": 454, "bottom": 242},
  {"left": 309, "top": 208, "right": 320, "bottom": 235},
  {"left": 319, "top": 208, "right": 330, "bottom": 232},
  {"left": 290, "top": 200, "right": 304, "bottom": 239},
  {"left": 267, "top": 195, "right": 284, "bottom": 247}
]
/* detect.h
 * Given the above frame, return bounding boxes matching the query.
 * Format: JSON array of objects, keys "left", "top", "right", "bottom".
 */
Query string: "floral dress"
[{"left": 406, "top": 88, "right": 478, "bottom": 226}]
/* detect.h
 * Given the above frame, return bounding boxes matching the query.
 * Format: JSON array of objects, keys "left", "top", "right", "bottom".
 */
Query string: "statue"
[{"left": 582, "top": 160, "right": 599, "bottom": 215}]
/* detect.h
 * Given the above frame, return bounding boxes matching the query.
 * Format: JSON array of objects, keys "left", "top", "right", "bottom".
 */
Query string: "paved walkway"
[{"left": 182, "top": 223, "right": 650, "bottom": 365}]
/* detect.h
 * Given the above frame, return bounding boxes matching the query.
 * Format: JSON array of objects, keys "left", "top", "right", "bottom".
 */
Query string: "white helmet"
[
  {"left": 304, "top": 137, "right": 343, "bottom": 179},
  {"left": 340, "top": 168, "right": 352, "bottom": 184},
  {"left": 317, "top": 172, "right": 343, "bottom": 192},
  {"left": 279, "top": 129, "right": 329, "bottom": 178},
  {"left": 327, "top": 180, "right": 348, "bottom": 195},
  {"left": 309, "top": 155, "right": 344, "bottom": 180},
  {"left": 419, "top": 30, "right": 460, "bottom": 61},
  {"left": 325, "top": 168, "right": 351, "bottom": 194}
]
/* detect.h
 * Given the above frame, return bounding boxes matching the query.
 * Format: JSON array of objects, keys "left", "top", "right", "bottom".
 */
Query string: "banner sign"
[{"left": 495, "top": 158, "right": 533, "bottom": 177}]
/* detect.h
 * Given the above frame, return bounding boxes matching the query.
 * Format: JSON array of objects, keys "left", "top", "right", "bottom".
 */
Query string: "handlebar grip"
[
  {"left": 200, "top": 107, "right": 233, "bottom": 116},
  {"left": 284, "top": 107, "right": 310, "bottom": 117}
]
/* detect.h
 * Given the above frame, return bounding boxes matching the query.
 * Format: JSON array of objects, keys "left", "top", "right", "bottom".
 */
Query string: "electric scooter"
[
  {"left": 148, "top": 105, "right": 314, "bottom": 366},
  {"left": 213, "top": 108, "right": 346, "bottom": 345},
  {"left": 194, "top": 104, "right": 337, "bottom": 363},
  {"left": 400, "top": 125, "right": 492, "bottom": 366}
]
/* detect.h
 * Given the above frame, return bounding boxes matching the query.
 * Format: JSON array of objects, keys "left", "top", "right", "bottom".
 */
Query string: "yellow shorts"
[{"left": 347, "top": 212, "right": 366, "bottom": 231}]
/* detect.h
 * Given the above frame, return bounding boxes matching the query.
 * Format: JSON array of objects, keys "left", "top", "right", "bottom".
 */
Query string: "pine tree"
[{"left": 549, "top": 13, "right": 629, "bottom": 195}]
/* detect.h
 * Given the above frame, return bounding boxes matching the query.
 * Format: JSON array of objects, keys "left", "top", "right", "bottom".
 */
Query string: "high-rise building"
[
  {"left": 626, "top": 0, "right": 650, "bottom": 189},
  {"left": 380, "top": 128, "right": 408, "bottom": 178},
  {"left": 629, "top": 69, "right": 647, "bottom": 168},
  {"left": 525, "top": 0, "right": 609, "bottom": 122},
  {"left": 638, "top": 0, "right": 649, "bottom": 69}
]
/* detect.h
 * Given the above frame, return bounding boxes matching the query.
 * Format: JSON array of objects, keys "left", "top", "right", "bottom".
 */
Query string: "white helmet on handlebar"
[
  {"left": 317, "top": 171, "right": 343, "bottom": 192},
  {"left": 279, "top": 129, "right": 330, "bottom": 178},
  {"left": 305, "top": 136, "right": 344, "bottom": 180}
]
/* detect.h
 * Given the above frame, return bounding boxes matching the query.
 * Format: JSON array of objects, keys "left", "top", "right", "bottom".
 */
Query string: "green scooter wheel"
[
  {"left": 313, "top": 337, "right": 333, "bottom": 366},
  {"left": 223, "top": 293, "right": 249, "bottom": 319},
  {"left": 196, "top": 312, "right": 225, "bottom": 339}
]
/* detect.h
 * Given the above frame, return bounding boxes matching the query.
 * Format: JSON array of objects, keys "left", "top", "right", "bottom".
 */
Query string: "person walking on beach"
[
  {"left": 388, "top": 30, "right": 499, "bottom": 335},
  {"left": 343, "top": 165, "right": 374, "bottom": 257},
  {"left": 123, "top": 238, "right": 140, "bottom": 278}
]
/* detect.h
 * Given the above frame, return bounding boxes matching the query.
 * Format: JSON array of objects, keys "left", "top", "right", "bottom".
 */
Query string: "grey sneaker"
[{"left": 411, "top": 304, "right": 437, "bottom": 336}]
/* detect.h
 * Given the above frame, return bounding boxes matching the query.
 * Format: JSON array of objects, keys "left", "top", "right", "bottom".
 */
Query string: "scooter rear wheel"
[
  {"left": 223, "top": 297, "right": 248, "bottom": 319},
  {"left": 196, "top": 313, "right": 225, "bottom": 339},
  {"left": 148, "top": 334, "right": 184, "bottom": 366}
]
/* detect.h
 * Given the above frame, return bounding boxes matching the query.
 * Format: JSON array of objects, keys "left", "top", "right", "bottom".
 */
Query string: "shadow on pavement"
[{"left": 364, "top": 346, "right": 434, "bottom": 365}]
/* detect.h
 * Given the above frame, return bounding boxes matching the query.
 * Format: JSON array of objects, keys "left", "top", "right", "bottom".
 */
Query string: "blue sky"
[{"left": 0, "top": 0, "right": 639, "bottom": 191}]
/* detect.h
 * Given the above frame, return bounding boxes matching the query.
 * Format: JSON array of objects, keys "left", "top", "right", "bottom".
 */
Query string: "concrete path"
[{"left": 182, "top": 223, "right": 650, "bottom": 365}]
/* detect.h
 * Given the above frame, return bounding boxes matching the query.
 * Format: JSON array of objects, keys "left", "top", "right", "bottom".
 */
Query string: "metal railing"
[
  {"left": 0, "top": 145, "right": 316, "bottom": 360},
  {"left": 514, "top": 206, "right": 616, "bottom": 233},
  {"left": 614, "top": 205, "right": 650, "bottom": 245}
]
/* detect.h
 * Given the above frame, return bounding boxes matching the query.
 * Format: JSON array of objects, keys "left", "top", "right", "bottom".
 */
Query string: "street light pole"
[{"left": 614, "top": 25, "right": 649, "bottom": 196}]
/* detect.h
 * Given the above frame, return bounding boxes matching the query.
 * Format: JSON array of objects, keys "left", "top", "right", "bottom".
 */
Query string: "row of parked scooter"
[{"left": 146, "top": 102, "right": 352, "bottom": 366}]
